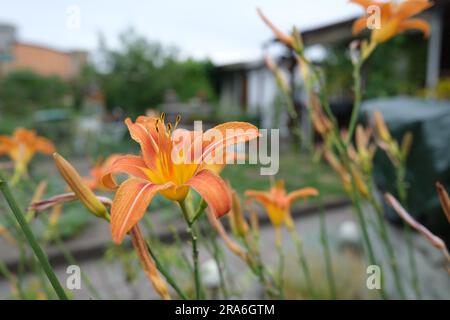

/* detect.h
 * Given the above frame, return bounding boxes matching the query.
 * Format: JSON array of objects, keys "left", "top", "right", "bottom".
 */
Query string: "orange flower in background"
[
  {"left": 83, "top": 154, "right": 122, "bottom": 191},
  {"left": 245, "top": 180, "right": 318, "bottom": 229},
  {"left": 0, "top": 128, "right": 54, "bottom": 183},
  {"left": 103, "top": 114, "right": 259, "bottom": 243},
  {"left": 351, "top": 0, "right": 433, "bottom": 44}
]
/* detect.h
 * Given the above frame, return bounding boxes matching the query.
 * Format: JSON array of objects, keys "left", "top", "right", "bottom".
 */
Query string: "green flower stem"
[
  {"left": 51, "top": 229, "right": 101, "bottom": 299},
  {"left": 346, "top": 41, "right": 376, "bottom": 144},
  {"left": 179, "top": 199, "right": 204, "bottom": 300},
  {"left": 318, "top": 197, "right": 337, "bottom": 299},
  {"left": 350, "top": 185, "right": 387, "bottom": 300},
  {"left": 347, "top": 61, "right": 363, "bottom": 144},
  {"left": 368, "top": 194, "right": 406, "bottom": 299},
  {"left": 275, "top": 238, "right": 285, "bottom": 300},
  {"left": 199, "top": 224, "right": 230, "bottom": 299},
  {"left": 0, "top": 258, "right": 26, "bottom": 299},
  {"left": 396, "top": 164, "right": 421, "bottom": 299},
  {"left": 289, "top": 228, "right": 316, "bottom": 299},
  {"left": 211, "top": 236, "right": 229, "bottom": 299},
  {"left": 144, "top": 239, "right": 189, "bottom": 300},
  {"left": 0, "top": 172, "right": 68, "bottom": 300}
]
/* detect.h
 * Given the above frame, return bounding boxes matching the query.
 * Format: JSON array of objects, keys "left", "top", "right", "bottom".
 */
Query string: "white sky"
[{"left": 0, "top": 0, "right": 361, "bottom": 65}]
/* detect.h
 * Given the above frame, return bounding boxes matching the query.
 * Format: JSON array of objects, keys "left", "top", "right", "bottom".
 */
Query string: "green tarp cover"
[{"left": 361, "top": 97, "right": 450, "bottom": 242}]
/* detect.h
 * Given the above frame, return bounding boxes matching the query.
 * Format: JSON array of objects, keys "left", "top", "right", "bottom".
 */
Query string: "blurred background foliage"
[
  {"left": 97, "top": 29, "right": 217, "bottom": 116},
  {"left": 322, "top": 34, "right": 427, "bottom": 100}
]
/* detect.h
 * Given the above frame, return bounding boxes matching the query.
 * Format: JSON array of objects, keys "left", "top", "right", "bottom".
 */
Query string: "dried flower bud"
[
  {"left": 31, "top": 192, "right": 112, "bottom": 213},
  {"left": 27, "top": 180, "right": 48, "bottom": 221},
  {"left": 257, "top": 8, "right": 294, "bottom": 48},
  {"left": 385, "top": 193, "right": 446, "bottom": 250},
  {"left": 373, "top": 111, "right": 392, "bottom": 143},
  {"left": 400, "top": 131, "right": 414, "bottom": 161},
  {"left": 436, "top": 182, "right": 450, "bottom": 223},
  {"left": 265, "top": 55, "right": 289, "bottom": 93},
  {"left": 229, "top": 191, "right": 249, "bottom": 237}
]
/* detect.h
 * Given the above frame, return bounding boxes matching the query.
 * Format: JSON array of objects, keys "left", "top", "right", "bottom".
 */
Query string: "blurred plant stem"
[
  {"left": 288, "top": 227, "right": 316, "bottom": 299},
  {"left": 0, "top": 259, "right": 26, "bottom": 299},
  {"left": 240, "top": 234, "right": 278, "bottom": 299},
  {"left": 274, "top": 228, "right": 285, "bottom": 299},
  {"left": 141, "top": 213, "right": 188, "bottom": 299},
  {"left": 179, "top": 198, "right": 204, "bottom": 300},
  {"left": 42, "top": 215, "right": 101, "bottom": 300},
  {"left": 0, "top": 171, "right": 68, "bottom": 300},
  {"left": 199, "top": 222, "right": 230, "bottom": 299},
  {"left": 144, "top": 240, "right": 188, "bottom": 300},
  {"left": 347, "top": 41, "right": 376, "bottom": 144},
  {"left": 395, "top": 163, "right": 421, "bottom": 299},
  {"left": 318, "top": 197, "right": 337, "bottom": 299},
  {"left": 349, "top": 179, "right": 387, "bottom": 299},
  {"left": 347, "top": 61, "right": 362, "bottom": 144},
  {"left": 367, "top": 187, "right": 406, "bottom": 299}
]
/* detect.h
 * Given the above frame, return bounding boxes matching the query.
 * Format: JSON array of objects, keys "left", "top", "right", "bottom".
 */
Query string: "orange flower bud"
[
  {"left": 400, "top": 131, "right": 413, "bottom": 160},
  {"left": 53, "top": 153, "right": 109, "bottom": 220},
  {"left": 373, "top": 111, "right": 392, "bottom": 143},
  {"left": 229, "top": 191, "right": 249, "bottom": 238}
]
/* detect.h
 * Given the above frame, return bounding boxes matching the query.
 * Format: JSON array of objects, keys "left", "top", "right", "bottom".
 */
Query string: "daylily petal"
[
  {"left": 349, "top": 0, "right": 374, "bottom": 9},
  {"left": 102, "top": 154, "right": 150, "bottom": 189},
  {"left": 244, "top": 190, "right": 272, "bottom": 207},
  {"left": 396, "top": 0, "right": 432, "bottom": 20},
  {"left": 350, "top": 0, "right": 392, "bottom": 17},
  {"left": 257, "top": 8, "right": 294, "bottom": 47},
  {"left": 200, "top": 122, "right": 259, "bottom": 164},
  {"left": 397, "top": 18, "right": 430, "bottom": 37},
  {"left": 185, "top": 169, "right": 231, "bottom": 218},
  {"left": 111, "top": 178, "right": 173, "bottom": 244},
  {"left": 35, "top": 137, "right": 55, "bottom": 154},
  {"left": 125, "top": 118, "right": 158, "bottom": 169},
  {"left": 352, "top": 16, "right": 368, "bottom": 35},
  {"left": 286, "top": 187, "right": 319, "bottom": 205}
]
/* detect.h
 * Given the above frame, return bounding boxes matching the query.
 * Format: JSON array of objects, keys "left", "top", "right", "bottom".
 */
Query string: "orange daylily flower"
[
  {"left": 245, "top": 180, "right": 319, "bottom": 229},
  {"left": 103, "top": 114, "right": 259, "bottom": 243},
  {"left": 0, "top": 128, "right": 54, "bottom": 183},
  {"left": 351, "top": 0, "right": 433, "bottom": 44}
]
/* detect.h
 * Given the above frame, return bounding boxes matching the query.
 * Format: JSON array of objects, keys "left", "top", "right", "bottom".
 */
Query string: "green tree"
[
  {"left": 98, "top": 29, "right": 216, "bottom": 116},
  {"left": 0, "top": 70, "right": 69, "bottom": 115}
]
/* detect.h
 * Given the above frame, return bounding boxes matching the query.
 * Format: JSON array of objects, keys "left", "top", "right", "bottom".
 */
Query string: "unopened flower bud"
[{"left": 53, "top": 153, "right": 109, "bottom": 220}]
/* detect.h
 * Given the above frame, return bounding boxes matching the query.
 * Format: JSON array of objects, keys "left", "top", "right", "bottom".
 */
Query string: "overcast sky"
[{"left": 0, "top": 0, "right": 361, "bottom": 65}]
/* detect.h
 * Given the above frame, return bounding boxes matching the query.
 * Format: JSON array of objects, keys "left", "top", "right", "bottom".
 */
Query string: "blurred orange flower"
[
  {"left": 83, "top": 154, "right": 122, "bottom": 191},
  {"left": 245, "top": 180, "right": 318, "bottom": 229},
  {"left": 351, "top": 0, "right": 432, "bottom": 44},
  {"left": 103, "top": 114, "right": 259, "bottom": 243},
  {"left": 0, "top": 128, "right": 54, "bottom": 183}
]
